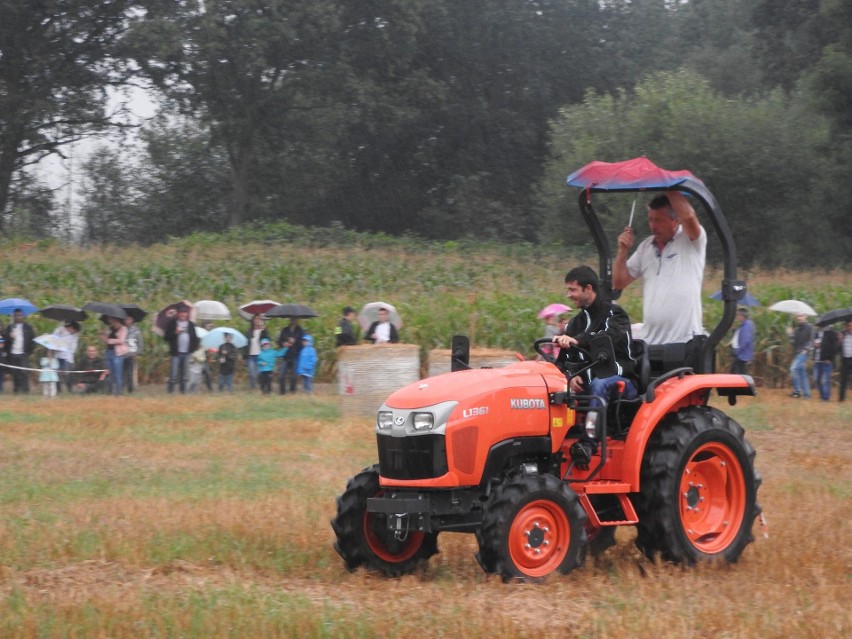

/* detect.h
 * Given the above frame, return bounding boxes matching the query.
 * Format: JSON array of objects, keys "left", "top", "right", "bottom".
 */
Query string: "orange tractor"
[{"left": 332, "top": 158, "right": 762, "bottom": 581}]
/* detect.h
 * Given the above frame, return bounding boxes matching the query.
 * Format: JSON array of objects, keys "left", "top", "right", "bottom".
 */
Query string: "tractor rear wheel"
[
  {"left": 331, "top": 465, "right": 438, "bottom": 576},
  {"left": 476, "top": 473, "right": 587, "bottom": 581},
  {"left": 635, "top": 406, "right": 761, "bottom": 564}
]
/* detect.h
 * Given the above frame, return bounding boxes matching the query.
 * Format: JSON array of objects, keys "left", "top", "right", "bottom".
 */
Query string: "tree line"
[{"left": 1, "top": 0, "right": 850, "bottom": 267}]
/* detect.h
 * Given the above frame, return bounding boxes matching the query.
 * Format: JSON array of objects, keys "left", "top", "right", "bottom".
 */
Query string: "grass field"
[{"left": 0, "top": 387, "right": 848, "bottom": 638}]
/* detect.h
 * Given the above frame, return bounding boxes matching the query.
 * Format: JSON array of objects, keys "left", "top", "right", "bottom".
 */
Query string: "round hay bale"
[
  {"left": 337, "top": 344, "right": 421, "bottom": 415},
  {"left": 427, "top": 347, "right": 523, "bottom": 378}
]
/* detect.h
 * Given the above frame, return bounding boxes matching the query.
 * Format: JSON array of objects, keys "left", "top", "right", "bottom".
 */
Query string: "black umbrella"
[
  {"left": 37, "top": 304, "right": 88, "bottom": 323},
  {"left": 82, "top": 301, "right": 127, "bottom": 320},
  {"left": 120, "top": 304, "right": 148, "bottom": 322},
  {"left": 815, "top": 307, "right": 852, "bottom": 328},
  {"left": 265, "top": 303, "right": 318, "bottom": 319}
]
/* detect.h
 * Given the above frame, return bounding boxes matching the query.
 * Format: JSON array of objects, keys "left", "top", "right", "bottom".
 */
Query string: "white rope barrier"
[{"left": 0, "top": 362, "right": 108, "bottom": 375}]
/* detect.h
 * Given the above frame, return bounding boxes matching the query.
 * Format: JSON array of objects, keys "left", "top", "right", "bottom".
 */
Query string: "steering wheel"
[{"left": 533, "top": 338, "right": 592, "bottom": 376}]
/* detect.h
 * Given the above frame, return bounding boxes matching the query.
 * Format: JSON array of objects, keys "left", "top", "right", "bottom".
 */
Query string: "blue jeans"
[
  {"left": 168, "top": 353, "right": 189, "bottom": 393},
  {"left": 588, "top": 375, "right": 637, "bottom": 408},
  {"left": 219, "top": 372, "right": 234, "bottom": 392},
  {"left": 300, "top": 375, "right": 313, "bottom": 394},
  {"left": 106, "top": 350, "right": 125, "bottom": 395},
  {"left": 790, "top": 352, "right": 811, "bottom": 398},
  {"left": 246, "top": 355, "right": 259, "bottom": 389},
  {"left": 813, "top": 361, "right": 833, "bottom": 401}
]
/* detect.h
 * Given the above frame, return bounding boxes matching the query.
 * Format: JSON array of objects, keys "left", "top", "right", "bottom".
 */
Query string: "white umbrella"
[
  {"left": 194, "top": 300, "right": 232, "bottom": 321},
  {"left": 34, "top": 334, "right": 73, "bottom": 352},
  {"left": 768, "top": 300, "right": 817, "bottom": 316},
  {"left": 201, "top": 327, "right": 248, "bottom": 349},
  {"left": 357, "top": 302, "right": 402, "bottom": 331}
]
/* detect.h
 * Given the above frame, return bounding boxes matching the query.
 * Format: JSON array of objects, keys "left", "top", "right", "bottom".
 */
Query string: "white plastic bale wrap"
[
  {"left": 337, "top": 344, "right": 421, "bottom": 415},
  {"left": 427, "top": 348, "right": 523, "bottom": 377}
]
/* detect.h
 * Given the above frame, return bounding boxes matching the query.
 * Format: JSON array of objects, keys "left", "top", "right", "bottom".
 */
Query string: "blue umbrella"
[
  {"left": 201, "top": 326, "right": 248, "bottom": 350},
  {"left": 709, "top": 290, "right": 761, "bottom": 307},
  {"left": 0, "top": 298, "right": 38, "bottom": 316}
]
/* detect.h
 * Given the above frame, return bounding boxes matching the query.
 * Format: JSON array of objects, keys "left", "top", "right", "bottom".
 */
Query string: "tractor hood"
[{"left": 384, "top": 360, "right": 564, "bottom": 410}]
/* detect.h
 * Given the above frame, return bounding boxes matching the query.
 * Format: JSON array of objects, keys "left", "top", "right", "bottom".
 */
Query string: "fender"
[{"left": 621, "top": 373, "right": 756, "bottom": 488}]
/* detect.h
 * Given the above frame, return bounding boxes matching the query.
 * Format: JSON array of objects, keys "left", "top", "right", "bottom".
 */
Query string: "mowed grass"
[{"left": 0, "top": 389, "right": 848, "bottom": 638}]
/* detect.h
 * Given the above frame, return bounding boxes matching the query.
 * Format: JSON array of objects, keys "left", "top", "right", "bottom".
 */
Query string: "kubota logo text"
[{"left": 510, "top": 398, "right": 546, "bottom": 409}]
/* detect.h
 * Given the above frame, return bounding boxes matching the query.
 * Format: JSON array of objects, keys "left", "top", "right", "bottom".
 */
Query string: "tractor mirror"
[{"left": 451, "top": 335, "right": 470, "bottom": 371}]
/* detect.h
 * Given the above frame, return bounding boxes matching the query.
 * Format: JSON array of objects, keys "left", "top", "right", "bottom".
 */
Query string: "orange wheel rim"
[
  {"left": 508, "top": 499, "right": 571, "bottom": 577},
  {"left": 679, "top": 442, "right": 746, "bottom": 554}
]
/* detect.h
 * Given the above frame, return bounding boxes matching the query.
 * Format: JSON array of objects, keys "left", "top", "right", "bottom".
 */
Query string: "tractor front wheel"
[
  {"left": 331, "top": 465, "right": 438, "bottom": 576},
  {"left": 476, "top": 473, "right": 587, "bottom": 581},
  {"left": 635, "top": 406, "right": 761, "bottom": 564}
]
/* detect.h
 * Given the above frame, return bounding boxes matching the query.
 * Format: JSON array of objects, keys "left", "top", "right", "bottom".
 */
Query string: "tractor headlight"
[
  {"left": 377, "top": 411, "right": 394, "bottom": 430},
  {"left": 412, "top": 412, "right": 435, "bottom": 431}
]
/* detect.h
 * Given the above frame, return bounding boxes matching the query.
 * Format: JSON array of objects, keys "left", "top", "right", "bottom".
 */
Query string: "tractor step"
[
  {"left": 577, "top": 491, "right": 639, "bottom": 528},
  {"left": 579, "top": 481, "right": 632, "bottom": 494}
]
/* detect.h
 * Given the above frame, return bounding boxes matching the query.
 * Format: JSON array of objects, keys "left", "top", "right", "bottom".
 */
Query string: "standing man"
[
  {"left": 164, "top": 304, "right": 200, "bottom": 394},
  {"left": 813, "top": 324, "right": 839, "bottom": 402},
  {"left": 123, "top": 315, "right": 143, "bottom": 393},
  {"left": 839, "top": 321, "right": 852, "bottom": 403},
  {"left": 730, "top": 307, "right": 755, "bottom": 375},
  {"left": 786, "top": 313, "right": 815, "bottom": 399},
  {"left": 277, "top": 317, "right": 304, "bottom": 394},
  {"left": 2, "top": 309, "right": 35, "bottom": 393},
  {"left": 613, "top": 192, "right": 707, "bottom": 345},
  {"left": 552, "top": 266, "right": 640, "bottom": 405},
  {"left": 365, "top": 308, "right": 400, "bottom": 344},
  {"left": 52, "top": 321, "right": 80, "bottom": 393},
  {"left": 335, "top": 306, "right": 358, "bottom": 347}
]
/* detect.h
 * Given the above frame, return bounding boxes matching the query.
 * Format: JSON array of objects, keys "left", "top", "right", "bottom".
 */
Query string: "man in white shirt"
[
  {"left": 613, "top": 191, "right": 707, "bottom": 345},
  {"left": 365, "top": 308, "right": 399, "bottom": 344}
]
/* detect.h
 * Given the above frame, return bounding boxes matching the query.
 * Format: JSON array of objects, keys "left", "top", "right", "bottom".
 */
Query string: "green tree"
[
  {"left": 536, "top": 70, "right": 833, "bottom": 266},
  {"left": 0, "top": 0, "right": 150, "bottom": 230}
]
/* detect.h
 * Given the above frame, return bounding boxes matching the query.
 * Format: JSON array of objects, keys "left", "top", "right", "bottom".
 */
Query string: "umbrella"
[
  {"left": 0, "top": 298, "right": 38, "bottom": 316},
  {"left": 357, "top": 302, "right": 402, "bottom": 332},
  {"left": 82, "top": 301, "right": 127, "bottom": 320},
  {"left": 709, "top": 290, "right": 761, "bottom": 307},
  {"left": 238, "top": 300, "right": 281, "bottom": 321},
  {"left": 265, "top": 303, "right": 318, "bottom": 319},
  {"left": 37, "top": 304, "right": 88, "bottom": 322},
  {"left": 100, "top": 304, "right": 148, "bottom": 325},
  {"left": 194, "top": 300, "right": 231, "bottom": 321},
  {"left": 33, "top": 333, "right": 73, "bottom": 352},
  {"left": 538, "top": 303, "right": 572, "bottom": 319},
  {"left": 566, "top": 156, "right": 703, "bottom": 191},
  {"left": 152, "top": 300, "right": 196, "bottom": 337},
  {"left": 815, "top": 307, "right": 852, "bottom": 328},
  {"left": 200, "top": 326, "right": 248, "bottom": 350},
  {"left": 120, "top": 304, "right": 148, "bottom": 322},
  {"left": 768, "top": 300, "right": 818, "bottom": 316}
]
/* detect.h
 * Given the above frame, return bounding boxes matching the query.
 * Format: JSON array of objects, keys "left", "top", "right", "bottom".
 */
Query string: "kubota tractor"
[{"left": 331, "top": 157, "right": 762, "bottom": 581}]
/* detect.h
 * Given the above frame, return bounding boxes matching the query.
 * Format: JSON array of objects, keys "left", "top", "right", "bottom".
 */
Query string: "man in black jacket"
[
  {"left": 553, "top": 266, "right": 639, "bottom": 406},
  {"left": 335, "top": 306, "right": 358, "bottom": 347},
  {"left": 2, "top": 309, "right": 35, "bottom": 393},
  {"left": 163, "top": 304, "right": 200, "bottom": 393}
]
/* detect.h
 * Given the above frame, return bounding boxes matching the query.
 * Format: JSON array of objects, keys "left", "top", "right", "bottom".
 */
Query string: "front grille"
[{"left": 377, "top": 433, "right": 448, "bottom": 480}]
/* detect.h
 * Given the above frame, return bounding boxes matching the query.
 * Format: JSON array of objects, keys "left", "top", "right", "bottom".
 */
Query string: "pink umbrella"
[{"left": 538, "top": 303, "right": 571, "bottom": 319}]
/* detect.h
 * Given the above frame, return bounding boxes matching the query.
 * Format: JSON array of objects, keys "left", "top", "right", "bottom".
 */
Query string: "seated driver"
[{"left": 552, "top": 265, "right": 640, "bottom": 406}]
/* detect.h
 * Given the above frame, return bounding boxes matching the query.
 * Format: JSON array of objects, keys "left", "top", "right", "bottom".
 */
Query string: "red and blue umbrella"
[{"left": 566, "top": 157, "right": 703, "bottom": 191}]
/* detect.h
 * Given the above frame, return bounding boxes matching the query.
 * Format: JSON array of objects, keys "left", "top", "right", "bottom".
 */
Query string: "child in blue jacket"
[
  {"left": 296, "top": 335, "right": 318, "bottom": 394},
  {"left": 256, "top": 338, "right": 289, "bottom": 394}
]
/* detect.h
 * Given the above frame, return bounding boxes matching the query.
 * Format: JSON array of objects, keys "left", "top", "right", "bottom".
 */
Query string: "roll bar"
[{"left": 576, "top": 177, "right": 746, "bottom": 374}]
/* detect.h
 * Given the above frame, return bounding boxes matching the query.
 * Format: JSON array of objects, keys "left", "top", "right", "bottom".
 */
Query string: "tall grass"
[
  {"left": 2, "top": 232, "right": 849, "bottom": 386},
  {"left": 0, "top": 391, "right": 848, "bottom": 638}
]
